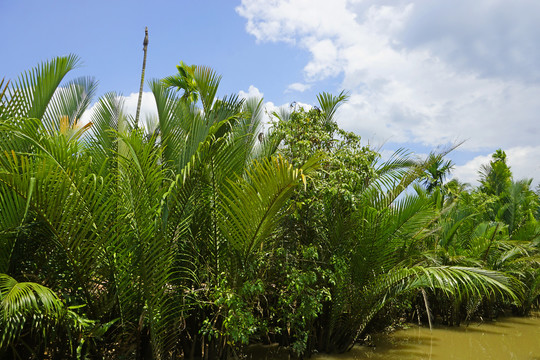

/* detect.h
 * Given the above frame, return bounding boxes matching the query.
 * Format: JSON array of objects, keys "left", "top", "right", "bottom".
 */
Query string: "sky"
[{"left": 1, "top": 0, "right": 539, "bottom": 188}]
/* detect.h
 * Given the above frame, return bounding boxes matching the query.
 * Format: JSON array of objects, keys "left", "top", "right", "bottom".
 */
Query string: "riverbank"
[{"left": 243, "top": 314, "right": 540, "bottom": 359}]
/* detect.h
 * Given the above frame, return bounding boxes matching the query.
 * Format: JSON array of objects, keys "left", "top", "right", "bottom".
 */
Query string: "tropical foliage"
[{"left": 0, "top": 56, "right": 539, "bottom": 359}]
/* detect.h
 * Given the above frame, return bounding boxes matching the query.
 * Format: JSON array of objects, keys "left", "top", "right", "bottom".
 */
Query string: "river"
[
  {"left": 248, "top": 314, "right": 540, "bottom": 359},
  {"left": 315, "top": 314, "right": 540, "bottom": 360}
]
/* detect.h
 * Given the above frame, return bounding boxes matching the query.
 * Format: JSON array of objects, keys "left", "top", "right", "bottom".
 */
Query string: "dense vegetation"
[{"left": 0, "top": 56, "right": 539, "bottom": 359}]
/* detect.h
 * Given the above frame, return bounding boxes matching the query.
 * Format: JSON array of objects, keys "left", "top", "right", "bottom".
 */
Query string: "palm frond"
[
  {"left": 193, "top": 65, "right": 222, "bottom": 113},
  {"left": 84, "top": 92, "right": 125, "bottom": 176},
  {"left": 219, "top": 154, "right": 321, "bottom": 270},
  {"left": 316, "top": 90, "right": 348, "bottom": 126},
  {"left": 0, "top": 182, "right": 30, "bottom": 273},
  {"left": 0, "top": 274, "right": 65, "bottom": 349},
  {"left": 349, "top": 265, "right": 518, "bottom": 346},
  {"left": 0, "top": 118, "right": 116, "bottom": 317},
  {"left": 111, "top": 130, "right": 190, "bottom": 356},
  {"left": 0, "top": 55, "right": 80, "bottom": 121},
  {"left": 42, "top": 76, "right": 98, "bottom": 132}
]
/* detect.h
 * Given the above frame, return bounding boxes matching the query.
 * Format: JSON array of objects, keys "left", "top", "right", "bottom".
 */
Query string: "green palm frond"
[
  {"left": 42, "top": 76, "right": 98, "bottom": 132},
  {"left": 438, "top": 208, "right": 476, "bottom": 249},
  {"left": 365, "top": 152, "right": 449, "bottom": 211},
  {"left": 207, "top": 94, "right": 244, "bottom": 135},
  {"left": 0, "top": 55, "right": 80, "bottom": 121},
  {"left": 237, "top": 96, "right": 264, "bottom": 154},
  {"left": 348, "top": 265, "right": 518, "bottom": 347},
  {"left": 0, "top": 182, "right": 29, "bottom": 273},
  {"left": 242, "top": 96, "right": 264, "bottom": 130},
  {"left": 358, "top": 148, "right": 414, "bottom": 205},
  {"left": 238, "top": 96, "right": 282, "bottom": 163},
  {"left": 151, "top": 78, "right": 245, "bottom": 175},
  {"left": 0, "top": 118, "right": 116, "bottom": 316},
  {"left": 111, "top": 130, "right": 191, "bottom": 357},
  {"left": 162, "top": 61, "right": 199, "bottom": 103},
  {"left": 0, "top": 273, "right": 65, "bottom": 349},
  {"left": 0, "top": 274, "right": 93, "bottom": 357},
  {"left": 0, "top": 78, "right": 9, "bottom": 104},
  {"left": 219, "top": 154, "right": 321, "bottom": 269},
  {"left": 150, "top": 78, "right": 210, "bottom": 172},
  {"left": 316, "top": 90, "right": 348, "bottom": 126},
  {"left": 84, "top": 92, "right": 125, "bottom": 177},
  {"left": 193, "top": 65, "right": 222, "bottom": 113},
  {"left": 350, "top": 193, "right": 434, "bottom": 286}
]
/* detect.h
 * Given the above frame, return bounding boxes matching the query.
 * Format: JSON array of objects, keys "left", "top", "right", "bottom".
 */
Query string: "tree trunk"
[{"left": 135, "top": 27, "right": 149, "bottom": 128}]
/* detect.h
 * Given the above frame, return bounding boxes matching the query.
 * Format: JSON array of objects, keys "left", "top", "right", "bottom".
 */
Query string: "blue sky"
[
  {"left": 2, "top": 0, "right": 539, "bottom": 187},
  {"left": 1, "top": 1, "right": 313, "bottom": 104}
]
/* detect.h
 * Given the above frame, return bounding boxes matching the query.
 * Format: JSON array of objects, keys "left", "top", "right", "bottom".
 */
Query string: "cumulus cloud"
[
  {"left": 238, "top": 85, "right": 264, "bottom": 99},
  {"left": 396, "top": 0, "right": 540, "bottom": 83},
  {"left": 451, "top": 154, "right": 492, "bottom": 187},
  {"left": 121, "top": 92, "right": 158, "bottom": 122},
  {"left": 238, "top": 85, "right": 314, "bottom": 131},
  {"left": 452, "top": 146, "right": 540, "bottom": 188},
  {"left": 237, "top": 0, "right": 540, "bottom": 184},
  {"left": 505, "top": 146, "right": 540, "bottom": 187},
  {"left": 286, "top": 82, "right": 311, "bottom": 93},
  {"left": 238, "top": 85, "right": 279, "bottom": 129},
  {"left": 80, "top": 92, "right": 157, "bottom": 129}
]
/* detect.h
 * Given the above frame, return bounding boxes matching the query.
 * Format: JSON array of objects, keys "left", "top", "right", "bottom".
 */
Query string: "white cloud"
[
  {"left": 238, "top": 85, "right": 264, "bottom": 99},
  {"left": 506, "top": 146, "right": 540, "bottom": 187},
  {"left": 286, "top": 82, "right": 311, "bottom": 93},
  {"left": 452, "top": 146, "right": 540, "bottom": 188},
  {"left": 80, "top": 92, "right": 157, "bottom": 128},
  {"left": 237, "top": 0, "right": 540, "bottom": 182},
  {"left": 121, "top": 92, "right": 158, "bottom": 123},
  {"left": 451, "top": 154, "right": 492, "bottom": 187},
  {"left": 236, "top": 0, "right": 359, "bottom": 44},
  {"left": 396, "top": 0, "right": 540, "bottom": 83},
  {"left": 262, "top": 100, "right": 312, "bottom": 130},
  {"left": 237, "top": 85, "right": 316, "bottom": 131}
]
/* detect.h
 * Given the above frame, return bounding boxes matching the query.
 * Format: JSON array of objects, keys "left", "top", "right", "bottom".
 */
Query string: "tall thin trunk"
[
  {"left": 134, "top": 29, "right": 149, "bottom": 360},
  {"left": 135, "top": 27, "right": 149, "bottom": 129}
]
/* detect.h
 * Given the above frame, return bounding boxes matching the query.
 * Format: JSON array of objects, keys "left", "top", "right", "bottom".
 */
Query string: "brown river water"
[{"left": 249, "top": 314, "right": 540, "bottom": 360}]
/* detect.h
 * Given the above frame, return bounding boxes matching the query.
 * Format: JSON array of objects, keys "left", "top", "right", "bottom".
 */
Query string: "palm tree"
[
  {"left": 422, "top": 157, "right": 454, "bottom": 193},
  {"left": 0, "top": 55, "right": 108, "bottom": 357},
  {"left": 162, "top": 61, "right": 200, "bottom": 104},
  {"left": 151, "top": 65, "right": 324, "bottom": 358},
  {"left": 0, "top": 55, "right": 321, "bottom": 359},
  {"left": 314, "top": 153, "right": 518, "bottom": 353},
  {"left": 479, "top": 149, "right": 512, "bottom": 197}
]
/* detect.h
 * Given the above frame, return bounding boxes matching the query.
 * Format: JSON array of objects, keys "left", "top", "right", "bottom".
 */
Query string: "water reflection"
[{"left": 314, "top": 314, "right": 540, "bottom": 360}]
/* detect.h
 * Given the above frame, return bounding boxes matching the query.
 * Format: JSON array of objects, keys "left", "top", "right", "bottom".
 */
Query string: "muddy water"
[
  {"left": 314, "top": 315, "right": 540, "bottom": 360},
  {"left": 248, "top": 315, "right": 540, "bottom": 360}
]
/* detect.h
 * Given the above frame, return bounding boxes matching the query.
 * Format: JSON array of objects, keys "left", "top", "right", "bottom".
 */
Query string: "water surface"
[{"left": 314, "top": 315, "right": 540, "bottom": 360}]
